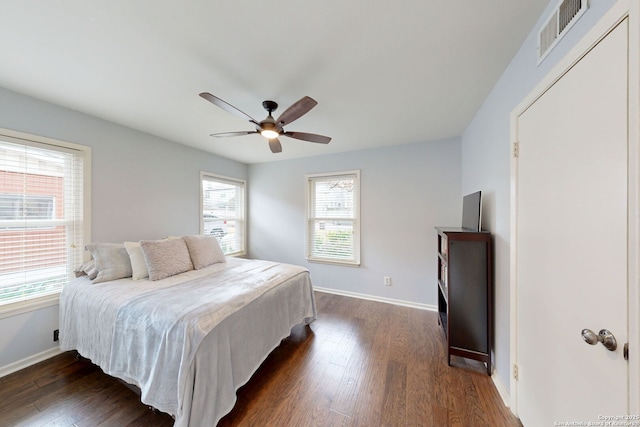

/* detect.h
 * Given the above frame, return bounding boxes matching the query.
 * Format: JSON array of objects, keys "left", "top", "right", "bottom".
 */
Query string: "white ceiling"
[{"left": 0, "top": 1, "right": 549, "bottom": 164}]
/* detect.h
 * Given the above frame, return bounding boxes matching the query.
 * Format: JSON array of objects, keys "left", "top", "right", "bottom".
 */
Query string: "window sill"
[
  {"left": 0, "top": 294, "right": 60, "bottom": 320},
  {"left": 227, "top": 251, "right": 247, "bottom": 258},
  {"left": 307, "top": 258, "right": 360, "bottom": 267}
]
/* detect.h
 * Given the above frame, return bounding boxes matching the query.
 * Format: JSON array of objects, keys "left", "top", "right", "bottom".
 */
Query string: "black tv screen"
[{"left": 461, "top": 191, "right": 482, "bottom": 231}]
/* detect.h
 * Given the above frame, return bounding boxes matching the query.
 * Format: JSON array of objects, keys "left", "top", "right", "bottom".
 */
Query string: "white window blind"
[
  {"left": 0, "top": 137, "right": 85, "bottom": 306},
  {"left": 306, "top": 170, "right": 360, "bottom": 265},
  {"left": 201, "top": 172, "right": 246, "bottom": 256}
]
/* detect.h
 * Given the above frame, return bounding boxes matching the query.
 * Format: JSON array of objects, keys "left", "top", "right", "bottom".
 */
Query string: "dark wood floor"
[{"left": 0, "top": 292, "right": 522, "bottom": 427}]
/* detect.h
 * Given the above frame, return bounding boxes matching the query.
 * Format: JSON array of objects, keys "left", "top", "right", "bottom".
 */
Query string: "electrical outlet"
[
  {"left": 384, "top": 276, "right": 392, "bottom": 286},
  {"left": 53, "top": 329, "right": 59, "bottom": 342}
]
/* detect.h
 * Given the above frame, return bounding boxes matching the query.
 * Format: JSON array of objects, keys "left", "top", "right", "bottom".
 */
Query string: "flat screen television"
[{"left": 461, "top": 191, "right": 482, "bottom": 231}]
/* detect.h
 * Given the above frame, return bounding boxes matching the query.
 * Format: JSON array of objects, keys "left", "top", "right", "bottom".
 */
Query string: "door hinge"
[
  {"left": 624, "top": 343, "right": 629, "bottom": 361},
  {"left": 513, "top": 142, "right": 520, "bottom": 158},
  {"left": 513, "top": 363, "right": 519, "bottom": 380}
]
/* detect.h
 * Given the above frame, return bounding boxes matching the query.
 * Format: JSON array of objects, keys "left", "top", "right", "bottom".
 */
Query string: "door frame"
[{"left": 509, "top": 0, "right": 640, "bottom": 416}]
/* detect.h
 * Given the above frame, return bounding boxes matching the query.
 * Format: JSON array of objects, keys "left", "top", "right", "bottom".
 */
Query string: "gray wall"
[
  {"left": 248, "top": 138, "right": 462, "bottom": 306},
  {"left": 0, "top": 87, "right": 247, "bottom": 369},
  {"left": 460, "top": 0, "right": 615, "bottom": 394}
]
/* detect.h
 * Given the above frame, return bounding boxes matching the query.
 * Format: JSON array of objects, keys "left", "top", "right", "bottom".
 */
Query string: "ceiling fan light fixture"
[
  {"left": 259, "top": 120, "right": 279, "bottom": 139},
  {"left": 260, "top": 129, "right": 279, "bottom": 139}
]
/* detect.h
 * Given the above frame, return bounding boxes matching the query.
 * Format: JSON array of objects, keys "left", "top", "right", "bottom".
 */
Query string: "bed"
[{"left": 59, "top": 236, "right": 316, "bottom": 427}]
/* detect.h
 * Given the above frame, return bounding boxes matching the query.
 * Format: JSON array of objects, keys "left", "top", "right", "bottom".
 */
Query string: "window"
[
  {"left": 0, "top": 133, "right": 88, "bottom": 308},
  {"left": 200, "top": 172, "right": 246, "bottom": 256},
  {"left": 306, "top": 170, "right": 360, "bottom": 265}
]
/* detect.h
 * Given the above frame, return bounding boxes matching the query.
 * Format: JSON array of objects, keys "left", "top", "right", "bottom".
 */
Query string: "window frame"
[
  {"left": 200, "top": 171, "right": 246, "bottom": 257},
  {"left": 306, "top": 170, "right": 361, "bottom": 266},
  {"left": 0, "top": 129, "right": 91, "bottom": 318}
]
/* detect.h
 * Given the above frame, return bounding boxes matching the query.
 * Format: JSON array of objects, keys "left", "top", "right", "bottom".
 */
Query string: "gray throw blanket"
[{"left": 60, "top": 257, "right": 314, "bottom": 423}]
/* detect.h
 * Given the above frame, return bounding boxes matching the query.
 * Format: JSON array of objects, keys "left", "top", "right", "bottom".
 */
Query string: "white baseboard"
[
  {"left": 313, "top": 286, "right": 437, "bottom": 311},
  {"left": 0, "top": 346, "right": 62, "bottom": 378},
  {"left": 492, "top": 372, "right": 511, "bottom": 408}
]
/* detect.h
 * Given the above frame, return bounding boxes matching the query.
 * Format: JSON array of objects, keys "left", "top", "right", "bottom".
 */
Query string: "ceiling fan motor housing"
[{"left": 258, "top": 116, "right": 277, "bottom": 131}]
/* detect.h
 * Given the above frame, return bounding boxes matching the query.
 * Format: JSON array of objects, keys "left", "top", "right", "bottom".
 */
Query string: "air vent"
[{"left": 537, "top": 0, "right": 588, "bottom": 64}]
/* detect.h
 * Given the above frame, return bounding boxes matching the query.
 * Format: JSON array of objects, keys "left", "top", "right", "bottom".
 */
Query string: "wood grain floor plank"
[
  {"left": 322, "top": 409, "right": 354, "bottom": 427},
  {"left": 381, "top": 359, "right": 408, "bottom": 426},
  {"left": 327, "top": 316, "right": 367, "bottom": 418},
  {"left": 0, "top": 380, "right": 40, "bottom": 415},
  {"left": 405, "top": 308, "right": 438, "bottom": 426},
  {"left": 388, "top": 305, "right": 410, "bottom": 365},
  {"left": 95, "top": 388, "right": 152, "bottom": 427},
  {"left": 350, "top": 301, "right": 395, "bottom": 426},
  {"left": 0, "top": 403, "right": 40, "bottom": 427}
]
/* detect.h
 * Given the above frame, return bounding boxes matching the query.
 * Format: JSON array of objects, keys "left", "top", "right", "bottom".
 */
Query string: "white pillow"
[
  {"left": 124, "top": 241, "right": 149, "bottom": 280},
  {"left": 85, "top": 243, "right": 132, "bottom": 284},
  {"left": 140, "top": 238, "right": 194, "bottom": 281},
  {"left": 182, "top": 235, "right": 226, "bottom": 269}
]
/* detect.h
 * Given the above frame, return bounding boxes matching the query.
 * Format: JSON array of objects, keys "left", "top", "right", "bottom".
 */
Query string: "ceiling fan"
[{"left": 199, "top": 92, "right": 331, "bottom": 153}]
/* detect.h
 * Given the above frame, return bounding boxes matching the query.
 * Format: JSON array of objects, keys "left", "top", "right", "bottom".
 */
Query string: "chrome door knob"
[
  {"left": 581, "top": 329, "right": 600, "bottom": 345},
  {"left": 581, "top": 328, "right": 617, "bottom": 351}
]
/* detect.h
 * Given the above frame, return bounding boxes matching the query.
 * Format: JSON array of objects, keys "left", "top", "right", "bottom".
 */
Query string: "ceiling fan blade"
[
  {"left": 282, "top": 131, "right": 331, "bottom": 144},
  {"left": 210, "top": 131, "right": 259, "bottom": 138},
  {"left": 275, "top": 96, "right": 318, "bottom": 127},
  {"left": 199, "top": 92, "right": 259, "bottom": 125},
  {"left": 268, "top": 138, "right": 282, "bottom": 153}
]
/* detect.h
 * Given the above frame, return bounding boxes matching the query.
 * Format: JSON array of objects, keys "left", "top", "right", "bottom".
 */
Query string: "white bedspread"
[{"left": 59, "top": 257, "right": 316, "bottom": 426}]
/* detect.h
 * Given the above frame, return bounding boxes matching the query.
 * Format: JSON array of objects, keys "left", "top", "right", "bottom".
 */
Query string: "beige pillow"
[
  {"left": 124, "top": 241, "right": 149, "bottom": 280},
  {"left": 182, "top": 235, "right": 226, "bottom": 269},
  {"left": 140, "top": 238, "right": 194, "bottom": 281},
  {"left": 85, "top": 243, "right": 132, "bottom": 284}
]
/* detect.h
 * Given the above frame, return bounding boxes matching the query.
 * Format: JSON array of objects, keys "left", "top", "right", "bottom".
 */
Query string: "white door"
[{"left": 515, "top": 19, "right": 629, "bottom": 425}]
